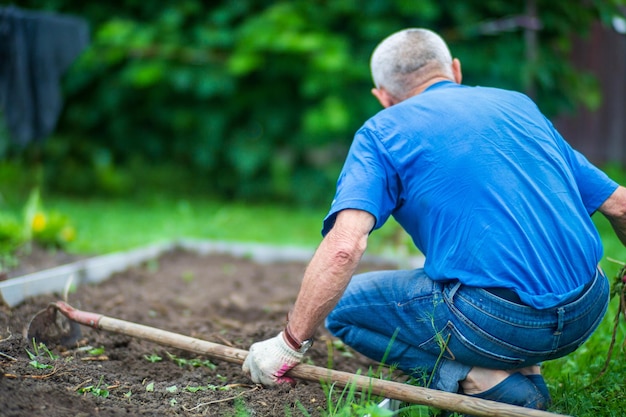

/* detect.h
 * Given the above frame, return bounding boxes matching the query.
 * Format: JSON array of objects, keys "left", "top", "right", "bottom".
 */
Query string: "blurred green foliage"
[{"left": 2, "top": 0, "right": 624, "bottom": 206}]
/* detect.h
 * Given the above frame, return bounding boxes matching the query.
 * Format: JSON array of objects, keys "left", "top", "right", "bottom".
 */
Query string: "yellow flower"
[
  {"left": 32, "top": 212, "right": 47, "bottom": 232},
  {"left": 60, "top": 225, "right": 76, "bottom": 242}
]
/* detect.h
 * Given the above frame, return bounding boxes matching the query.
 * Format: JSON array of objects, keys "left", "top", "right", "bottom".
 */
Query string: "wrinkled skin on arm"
[
  {"left": 241, "top": 209, "right": 375, "bottom": 386},
  {"left": 287, "top": 209, "right": 376, "bottom": 343},
  {"left": 598, "top": 185, "right": 626, "bottom": 247}
]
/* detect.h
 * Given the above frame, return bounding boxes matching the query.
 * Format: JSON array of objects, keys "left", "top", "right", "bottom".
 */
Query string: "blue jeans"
[{"left": 325, "top": 267, "right": 609, "bottom": 393}]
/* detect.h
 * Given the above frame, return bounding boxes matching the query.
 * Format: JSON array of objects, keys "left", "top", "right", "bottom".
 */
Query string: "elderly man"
[{"left": 243, "top": 28, "right": 625, "bottom": 410}]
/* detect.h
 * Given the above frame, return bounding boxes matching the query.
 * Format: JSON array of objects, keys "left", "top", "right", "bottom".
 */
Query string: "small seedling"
[
  {"left": 27, "top": 356, "right": 53, "bottom": 370},
  {"left": 232, "top": 397, "right": 252, "bottom": 417},
  {"left": 144, "top": 353, "right": 163, "bottom": 363},
  {"left": 185, "top": 385, "right": 207, "bottom": 393},
  {"left": 206, "top": 384, "right": 232, "bottom": 391},
  {"left": 181, "top": 271, "right": 195, "bottom": 283},
  {"left": 166, "top": 385, "right": 178, "bottom": 393},
  {"left": 88, "top": 346, "right": 106, "bottom": 356},
  {"left": 25, "top": 339, "right": 57, "bottom": 370},
  {"left": 166, "top": 352, "right": 217, "bottom": 369},
  {"left": 331, "top": 339, "right": 355, "bottom": 358},
  {"left": 184, "top": 381, "right": 231, "bottom": 393},
  {"left": 28, "top": 339, "right": 58, "bottom": 359},
  {"left": 78, "top": 376, "right": 110, "bottom": 398},
  {"left": 146, "top": 382, "right": 155, "bottom": 392}
]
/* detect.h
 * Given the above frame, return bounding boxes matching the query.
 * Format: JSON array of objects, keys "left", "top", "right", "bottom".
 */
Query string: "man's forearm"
[
  {"left": 599, "top": 186, "right": 626, "bottom": 247},
  {"left": 286, "top": 210, "right": 374, "bottom": 345}
]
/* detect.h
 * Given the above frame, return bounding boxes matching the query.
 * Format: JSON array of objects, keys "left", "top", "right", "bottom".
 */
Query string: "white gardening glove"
[{"left": 242, "top": 332, "right": 303, "bottom": 386}]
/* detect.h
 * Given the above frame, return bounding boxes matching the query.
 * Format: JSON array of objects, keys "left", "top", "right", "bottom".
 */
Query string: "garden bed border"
[{"left": 0, "top": 238, "right": 424, "bottom": 308}]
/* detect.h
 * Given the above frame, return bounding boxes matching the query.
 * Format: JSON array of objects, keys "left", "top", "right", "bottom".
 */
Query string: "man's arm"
[
  {"left": 242, "top": 209, "right": 375, "bottom": 385},
  {"left": 598, "top": 185, "right": 626, "bottom": 246},
  {"left": 287, "top": 209, "right": 376, "bottom": 344}
]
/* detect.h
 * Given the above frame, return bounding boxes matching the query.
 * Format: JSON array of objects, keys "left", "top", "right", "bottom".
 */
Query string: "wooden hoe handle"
[{"left": 55, "top": 302, "right": 569, "bottom": 417}]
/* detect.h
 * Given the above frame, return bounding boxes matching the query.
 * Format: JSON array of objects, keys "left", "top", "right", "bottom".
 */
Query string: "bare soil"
[{"left": 0, "top": 246, "right": 396, "bottom": 417}]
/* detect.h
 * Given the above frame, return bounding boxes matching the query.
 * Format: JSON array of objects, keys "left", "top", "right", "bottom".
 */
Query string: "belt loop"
[
  {"left": 448, "top": 281, "right": 462, "bottom": 301},
  {"left": 555, "top": 307, "right": 565, "bottom": 335}
]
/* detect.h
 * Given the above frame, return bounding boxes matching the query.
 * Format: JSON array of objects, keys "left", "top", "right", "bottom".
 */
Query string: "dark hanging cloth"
[{"left": 0, "top": 6, "right": 89, "bottom": 145}]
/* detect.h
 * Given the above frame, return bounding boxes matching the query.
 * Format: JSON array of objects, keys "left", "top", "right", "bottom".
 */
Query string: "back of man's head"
[{"left": 370, "top": 28, "right": 454, "bottom": 99}]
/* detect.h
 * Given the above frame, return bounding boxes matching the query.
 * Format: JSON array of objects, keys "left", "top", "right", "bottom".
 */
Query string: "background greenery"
[{"left": 2, "top": 0, "right": 624, "bottom": 206}]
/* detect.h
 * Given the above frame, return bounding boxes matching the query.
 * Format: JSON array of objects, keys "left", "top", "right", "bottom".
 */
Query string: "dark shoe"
[
  {"left": 443, "top": 373, "right": 547, "bottom": 417},
  {"left": 469, "top": 372, "right": 544, "bottom": 409},
  {"left": 525, "top": 374, "right": 552, "bottom": 410}
]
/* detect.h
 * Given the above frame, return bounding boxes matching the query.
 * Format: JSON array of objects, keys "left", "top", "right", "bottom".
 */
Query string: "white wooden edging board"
[
  {"left": 176, "top": 238, "right": 424, "bottom": 268},
  {"left": 0, "top": 242, "right": 175, "bottom": 308},
  {"left": 176, "top": 238, "right": 316, "bottom": 264},
  {"left": 1, "top": 239, "right": 424, "bottom": 308}
]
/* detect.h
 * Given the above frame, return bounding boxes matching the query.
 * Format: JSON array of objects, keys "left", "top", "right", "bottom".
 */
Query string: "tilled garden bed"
[{"left": 0, "top": 246, "right": 398, "bottom": 416}]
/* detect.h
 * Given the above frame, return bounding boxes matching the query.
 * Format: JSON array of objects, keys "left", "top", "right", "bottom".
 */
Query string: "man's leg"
[
  {"left": 326, "top": 269, "right": 550, "bottom": 409},
  {"left": 325, "top": 268, "right": 472, "bottom": 392}
]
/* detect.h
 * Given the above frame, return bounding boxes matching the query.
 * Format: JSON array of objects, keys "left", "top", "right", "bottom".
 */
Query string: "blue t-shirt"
[{"left": 323, "top": 81, "right": 618, "bottom": 309}]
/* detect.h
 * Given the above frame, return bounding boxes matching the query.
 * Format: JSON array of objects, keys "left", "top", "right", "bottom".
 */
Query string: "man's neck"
[{"left": 407, "top": 75, "right": 452, "bottom": 97}]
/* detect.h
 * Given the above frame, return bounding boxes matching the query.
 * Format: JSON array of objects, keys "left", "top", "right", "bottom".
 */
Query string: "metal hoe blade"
[{"left": 26, "top": 303, "right": 83, "bottom": 347}]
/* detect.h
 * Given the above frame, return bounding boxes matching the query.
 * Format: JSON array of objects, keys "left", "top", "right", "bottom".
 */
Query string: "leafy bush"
[
  {"left": 0, "top": 212, "right": 23, "bottom": 254},
  {"left": 5, "top": 0, "right": 624, "bottom": 205}
]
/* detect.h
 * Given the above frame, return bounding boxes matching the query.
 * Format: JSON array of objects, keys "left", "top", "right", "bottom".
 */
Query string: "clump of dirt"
[{"left": 0, "top": 248, "right": 397, "bottom": 417}]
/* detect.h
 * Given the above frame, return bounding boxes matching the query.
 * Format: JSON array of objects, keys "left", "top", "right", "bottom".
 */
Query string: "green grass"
[
  {"left": 2, "top": 191, "right": 416, "bottom": 258},
  {"left": 49, "top": 195, "right": 327, "bottom": 254},
  {"left": 543, "top": 295, "right": 626, "bottom": 416},
  {"left": 538, "top": 213, "right": 626, "bottom": 417}
]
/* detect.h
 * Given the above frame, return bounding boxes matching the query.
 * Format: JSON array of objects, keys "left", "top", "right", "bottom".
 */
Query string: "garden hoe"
[{"left": 27, "top": 301, "right": 568, "bottom": 417}]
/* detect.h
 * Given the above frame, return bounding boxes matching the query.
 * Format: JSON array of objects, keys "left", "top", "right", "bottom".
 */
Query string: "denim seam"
[
  {"left": 444, "top": 320, "right": 527, "bottom": 365},
  {"left": 444, "top": 297, "right": 556, "bottom": 358}
]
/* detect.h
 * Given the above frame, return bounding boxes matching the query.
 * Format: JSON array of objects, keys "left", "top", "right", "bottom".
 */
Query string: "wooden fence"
[{"left": 554, "top": 20, "right": 626, "bottom": 166}]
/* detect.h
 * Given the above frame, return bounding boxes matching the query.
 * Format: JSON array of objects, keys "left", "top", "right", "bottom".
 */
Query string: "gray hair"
[{"left": 370, "top": 28, "right": 454, "bottom": 99}]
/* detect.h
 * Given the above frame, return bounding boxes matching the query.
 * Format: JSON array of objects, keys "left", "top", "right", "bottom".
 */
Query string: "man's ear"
[
  {"left": 452, "top": 58, "right": 462, "bottom": 84},
  {"left": 371, "top": 87, "right": 395, "bottom": 108}
]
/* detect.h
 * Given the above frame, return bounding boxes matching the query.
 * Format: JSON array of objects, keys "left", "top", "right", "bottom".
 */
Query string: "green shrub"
[
  {"left": 0, "top": 212, "right": 23, "bottom": 253},
  {"left": 6, "top": 0, "right": 621, "bottom": 206}
]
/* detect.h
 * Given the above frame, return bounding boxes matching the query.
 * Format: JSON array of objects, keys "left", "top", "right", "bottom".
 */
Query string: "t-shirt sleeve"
[
  {"left": 569, "top": 149, "right": 618, "bottom": 214},
  {"left": 322, "top": 128, "right": 401, "bottom": 236},
  {"left": 552, "top": 124, "right": 618, "bottom": 214}
]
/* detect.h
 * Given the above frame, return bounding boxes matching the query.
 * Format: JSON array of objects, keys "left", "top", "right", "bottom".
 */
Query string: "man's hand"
[{"left": 242, "top": 332, "right": 303, "bottom": 386}]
